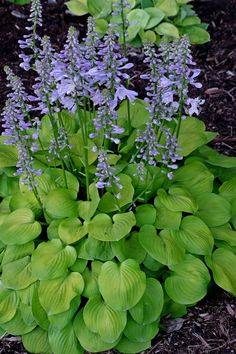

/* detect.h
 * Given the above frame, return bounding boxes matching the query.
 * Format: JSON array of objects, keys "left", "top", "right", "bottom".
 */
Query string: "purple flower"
[{"left": 95, "top": 150, "right": 122, "bottom": 190}]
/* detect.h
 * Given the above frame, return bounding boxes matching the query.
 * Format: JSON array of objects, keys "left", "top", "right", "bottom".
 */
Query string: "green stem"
[{"left": 120, "top": 0, "right": 127, "bottom": 56}]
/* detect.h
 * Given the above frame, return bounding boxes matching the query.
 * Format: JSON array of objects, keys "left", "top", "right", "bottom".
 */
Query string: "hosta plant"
[
  {"left": 66, "top": 0, "right": 210, "bottom": 47},
  {"left": 0, "top": 1, "right": 235, "bottom": 353}
]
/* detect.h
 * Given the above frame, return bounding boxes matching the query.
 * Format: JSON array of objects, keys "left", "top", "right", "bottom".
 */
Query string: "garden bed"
[{"left": 0, "top": 0, "right": 236, "bottom": 353}]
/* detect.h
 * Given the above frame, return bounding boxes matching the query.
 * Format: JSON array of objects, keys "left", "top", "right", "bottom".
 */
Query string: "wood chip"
[
  {"left": 226, "top": 304, "right": 235, "bottom": 317},
  {"left": 205, "top": 87, "right": 220, "bottom": 94}
]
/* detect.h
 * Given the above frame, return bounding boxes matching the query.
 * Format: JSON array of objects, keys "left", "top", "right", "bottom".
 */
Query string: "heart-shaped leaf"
[
  {"left": 165, "top": 254, "right": 211, "bottom": 304},
  {"left": 0, "top": 309, "right": 36, "bottom": 335},
  {"left": 44, "top": 188, "right": 79, "bottom": 220},
  {"left": 0, "top": 283, "right": 19, "bottom": 324},
  {"left": 83, "top": 295, "right": 127, "bottom": 343},
  {"left": 49, "top": 322, "right": 83, "bottom": 354},
  {"left": 2, "top": 242, "right": 34, "bottom": 266},
  {"left": 78, "top": 183, "right": 100, "bottom": 221},
  {"left": 0, "top": 208, "right": 42, "bottom": 245},
  {"left": 58, "top": 218, "right": 88, "bottom": 244},
  {"left": 145, "top": 8, "right": 165, "bottom": 29},
  {"left": 77, "top": 237, "right": 114, "bottom": 261},
  {"left": 124, "top": 315, "right": 159, "bottom": 342},
  {"left": 0, "top": 145, "right": 18, "bottom": 167},
  {"left": 88, "top": 211, "right": 135, "bottom": 242},
  {"left": 22, "top": 326, "right": 52, "bottom": 354},
  {"left": 155, "top": 22, "right": 179, "bottom": 38},
  {"left": 154, "top": 197, "right": 182, "bottom": 230},
  {"left": 74, "top": 310, "right": 120, "bottom": 352},
  {"left": 48, "top": 296, "right": 81, "bottom": 329},
  {"left": 155, "top": 0, "right": 179, "bottom": 16},
  {"left": 115, "top": 335, "right": 151, "bottom": 353},
  {"left": 139, "top": 225, "right": 185, "bottom": 266},
  {"left": 195, "top": 193, "right": 231, "bottom": 227},
  {"left": 135, "top": 204, "right": 157, "bottom": 227},
  {"left": 157, "top": 187, "right": 198, "bottom": 213},
  {"left": 32, "top": 239, "right": 77, "bottom": 280},
  {"left": 38, "top": 272, "right": 84, "bottom": 315},
  {"left": 111, "top": 232, "right": 146, "bottom": 264},
  {"left": 176, "top": 216, "right": 214, "bottom": 255},
  {"left": 98, "top": 259, "right": 146, "bottom": 311},
  {"left": 205, "top": 248, "right": 236, "bottom": 296},
  {"left": 129, "top": 278, "right": 163, "bottom": 325},
  {"left": 219, "top": 177, "right": 236, "bottom": 203}
]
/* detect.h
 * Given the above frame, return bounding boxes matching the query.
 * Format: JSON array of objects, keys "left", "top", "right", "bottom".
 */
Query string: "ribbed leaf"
[
  {"left": 135, "top": 204, "right": 156, "bottom": 227},
  {"left": 44, "top": 188, "right": 79, "bottom": 220},
  {"left": 47, "top": 168, "right": 79, "bottom": 196},
  {"left": 205, "top": 248, "right": 236, "bottom": 296},
  {"left": 0, "top": 145, "right": 18, "bottom": 167},
  {"left": 211, "top": 225, "right": 236, "bottom": 246},
  {"left": 176, "top": 216, "right": 214, "bottom": 255},
  {"left": 129, "top": 278, "right": 163, "bottom": 325},
  {"left": 48, "top": 296, "right": 81, "bottom": 329},
  {"left": 154, "top": 197, "right": 182, "bottom": 230},
  {"left": 31, "top": 239, "right": 77, "bottom": 280},
  {"left": 165, "top": 255, "right": 211, "bottom": 304},
  {"left": 0, "top": 309, "right": 36, "bottom": 335},
  {"left": 115, "top": 336, "right": 151, "bottom": 353},
  {"left": 22, "top": 327, "right": 52, "bottom": 354},
  {"left": 98, "top": 259, "right": 146, "bottom": 311},
  {"left": 173, "top": 161, "right": 214, "bottom": 196},
  {"left": 219, "top": 177, "right": 236, "bottom": 202},
  {"left": 1, "top": 256, "right": 37, "bottom": 290},
  {"left": 124, "top": 315, "right": 159, "bottom": 342},
  {"left": 31, "top": 285, "right": 50, "bottom": 330},
  {"left": 88, "top": 212, "right": 136, "bottom": 242},
  {"left": 74, "top": 310, "right": 120, "bottom": 352},
  {"left": 78, "top": 183, "right": 100, "bottom": 221},
  {"left": 58, "top": 218, "right": 88, "bottom": 244},
  {"left": 38, "top": 272, "right": 84, "bottom": 315},
  {"left": 77, "top": 237, "right": 114, "bottom": 261},
  {"left": 138, "top": 225, "right": 185, "bottom": 266},
  {"left": 48, "top": 322, "right": 83, "bottom": 354},
  {"left": 2, "top": 242, "right": 34, "bottom": 266},
  {"left": 82, "top": 264, "right": 101, "bottom": 299},
  {"left": 157, "top": 187, "right": 198, "bottom": 213},
  {"left": 0, "top": 208, "right": 42, "bottom": 245},
  {"left": 83, "top": 295, "right": 127, "bottom": 343},
  {"left": 111, "top": 232, "right": 146, "bottom": 264},
  {"left": 195, "top": 193, "right": 231, "bottom": 227},
  {"left": 98, "top": 174, "right": 134, "bottom": 213},
  {"left": 0, "top": 284, "right": 19, "bottom": 324}
]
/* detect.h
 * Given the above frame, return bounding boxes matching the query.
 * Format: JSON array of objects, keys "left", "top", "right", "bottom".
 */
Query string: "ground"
[{"left": 0, "top": 0, "right": 236, "bottom": 353}]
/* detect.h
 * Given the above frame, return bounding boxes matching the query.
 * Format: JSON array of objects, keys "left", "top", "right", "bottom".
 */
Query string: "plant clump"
[{"left": 0, "top": 1, "right": 235, "bottom": 353}]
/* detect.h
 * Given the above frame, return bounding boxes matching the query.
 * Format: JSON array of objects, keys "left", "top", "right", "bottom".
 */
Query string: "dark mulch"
[{"left": 0, "top": 0, "right": 236, "bottom": 353}]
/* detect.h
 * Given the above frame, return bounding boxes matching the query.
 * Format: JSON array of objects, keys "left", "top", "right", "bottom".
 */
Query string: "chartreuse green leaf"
[
  {"left": 0, "top": 172, "right": 19, "bottom": 198},
  {"left": 0, "top": 145, "right": 18, "bottom": 167},
  {"left": 111, "top": 232, "right": 146, "bottom": 264},
  {"left": 178, "top": 117, "right": 217, "bottom": 156},
  {"left": 118, "top": 99, "right": 149, "bottom": 129},
  {"left": 219, "top": 177, "right": 236, "bottom": 202},
  {"left": 78, "top": 183, "right": 100, "bottom": 221},
  {"left": 48, "top": 296, "right": 81, "bottom": 329},
  {"left": 0, "top": 283, "right": 19, "bottom": 324},
  {"left": 115, "top": 335, "right": 151, "bottom": 354},
  {"left": 144, "top": 8, "right": 165, "bottom": 29},
  {"left": 49, "top": 322, "right": 83, "bottom": 354},
  {"left": 47, "top": 168, "right": 79, "bottom": 196},
  {"left": 176, "top": 216, "right": 214, "bottom": 255},
  {"left": 195, "top": 193, "right": 231, "bottom": 227},
  {"left": 2, "top": 241, "right": 34, "bottom": 266},
  {"left": 0, "top": 208, "right": 41, "bottom": 245},
  {"left": 135, "top": 204, "right": 156, "bottom": 227},
  {"left": 74, "top": 310, "right": 120, "bottom": 352},
  {"left": 69, "top": 130, "right": 97, "bottom": 168},
  {"left": 98, "top": 259, "right": 146, "bottom": 311},
  {"left": 1, "top": 256, "right": 37, "bottom": 290},
  {"left": 155, "top": 22, "right": 179, "bottom": 38},
  {"left": 70, "top": 259, "right": 87, "bottom": 273},
  {"left": 44, "top": 188, "right": 79, "bottom": 220},
  {"left": 58, "top": 218, "right": 88, "bottom": 244},
  {"left": 98, "top": 174, "right": 134, "bottom": 212},
  {"left": 87, "top": 0, "right": 112, "bottom": 17},
  {"left": 155, "top": 0, "right": 179, "bottom": 16},
  {"left": 38, "top": 272, "right": 84, "bottom": 315},
  {"left": 127, "top": 9, "right": 150, "bottom": 41},
  {"left": 129, "top": 278, "right": 163, "bottom": 325},
  {"left": 31, "top": 284, "right": 50, "bottom": 330},
  {"left": 88, "top": 211, "right": 135, "bottom": 242},
  {"left": 139, "top": 225, "right": 185, "bottom": 266},
  {"left": 157, "top": 187, "right": 198, "bottom": 213},
  {"left": 81, "top": 261, "right": 102, "bottom": 298},
  {"left": 196, "top": 145, "right": 236, "bottom": 168},
  {"left": 83, "top": 295, "right": 127, "bottom": 343},
  {"left": 173, "top": 161, "right": 214, "bottom": 196},
  {"left": 154, "top": 197, "right": 182, "bottom": 230},
  {"left": 47, "top": 219, "right": 61, "bottom": 240},
  {"left": 162, "top": 295, "right": 187, "bottom": 318},
  {"left": 19, "top": 302, "right": 36, "bottom": 328},
  {"left": 31, "top": 239, "right": 77, "bottom": 280},
  {"left": 0, "top": 309, "right": 36, "bottom": 335},
  {"left": 165, "top": 255, "right": 211, "bottom": 304},
  {"left": 22, "top": 326, "right": 52, "bottom": 354},
  {"left": 124, "top": 314, "right": 159, "bottom": 342},
  {"left": 65, "top": 0, "right": 88, "bottom": 16},
  {"left": 77, "top": 237, "right": 114, "bottom": 261},
  {"left": 183, "top": 26, "right": 210, "bottom": 44},
  {"left": 231, "top": 200, "right": 236, "bottom": 230},
  {"left": 205, "top": 248, "right": 236, "bottom": 296},
  {"left": 210, "top": 225, "right": 236, "bottom": 246}
]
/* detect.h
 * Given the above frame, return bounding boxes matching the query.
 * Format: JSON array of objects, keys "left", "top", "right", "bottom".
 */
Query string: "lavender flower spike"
[{"left": 95, "top": 150, "right": 122, "bottom": 192}]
